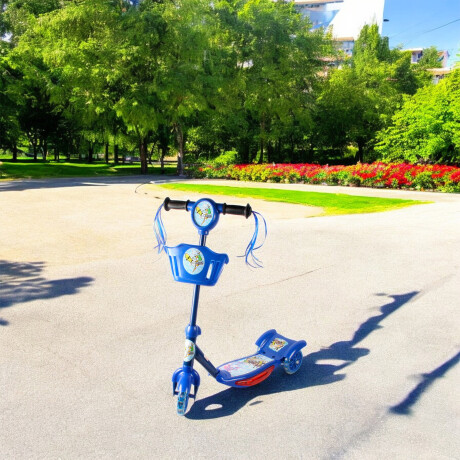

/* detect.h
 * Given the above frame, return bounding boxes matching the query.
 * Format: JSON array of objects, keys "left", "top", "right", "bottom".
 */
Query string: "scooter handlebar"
[
  {"left": 222, "top": 203, "right": 252, "bottom": 219},
  {"left": 163, "top": 197, "right": 252, "bottom": 218},
  {"left": 164, "top": 197, "right": 190, "bottom": 211}
]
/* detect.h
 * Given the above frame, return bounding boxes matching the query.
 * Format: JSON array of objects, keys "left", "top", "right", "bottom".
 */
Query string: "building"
[
  {"left": 294, "top": 0, "right": 385, "bottom": 55},
  {"left": 404, "top": 48, "right": 451, "bottom": 83},
  {"left": 426, "top": 67, "right": 452, "bottom": 84},
  {"left": 405, "top": 48, "right": 450, "bottom": 67}
]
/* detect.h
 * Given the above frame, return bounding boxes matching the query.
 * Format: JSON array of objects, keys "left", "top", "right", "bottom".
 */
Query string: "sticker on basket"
[
  {"left": 184, "top": 339, "right": 195, "bottom": 362},
  {"left": 269, "top": 338, "right": 288, "bottom": 352},
  {"left": 193, "top": 200, "right": 214, "bottom": 227},
  {"left": 221, "top": 354, "right": 273, "bottom": 377},
  {"left": 183, "top": 248, "right": 205, "bottom": 275}
]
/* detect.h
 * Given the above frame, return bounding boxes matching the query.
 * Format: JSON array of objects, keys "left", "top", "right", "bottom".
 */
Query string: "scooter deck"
[{"left": 216, "top": 329, "right": 306, "bottom": 387}]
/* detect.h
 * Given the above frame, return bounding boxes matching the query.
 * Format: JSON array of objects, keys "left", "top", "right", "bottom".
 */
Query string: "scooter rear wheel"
[
  {"left": 283, "top": 350, "right": 303, "bottom": 375},
  {"left": 176, "top": 391, "right": 189, "bottom": 416}
]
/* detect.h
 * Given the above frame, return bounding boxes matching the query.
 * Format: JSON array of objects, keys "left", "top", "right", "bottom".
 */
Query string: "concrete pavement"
[{"left": 1, "top": 176, "right": 459, "bottom": 459}]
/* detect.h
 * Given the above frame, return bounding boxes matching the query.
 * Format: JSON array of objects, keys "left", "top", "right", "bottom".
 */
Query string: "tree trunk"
[
  {"left": 88, "top": 144, "right": 93, "bottom": 163},
  {"left": 148, "top": 143, "right": 155, "bottom": 164},
  {"left": 139, "top": 137, "right": 148, "bottom": 174},
  {"left": 42, "top": 138, "right": 48, "bottom": 161},
  {"left": 11, "top": 144, "right": 17, "bottom": 162},
  {"left": 240, "top": 140, "right": 249, "bottom": 164},
  {"left": 31, "top": 135, "right": 38, "bottom": 162},
  {"left": 258, "top": 118, "right": 265, "bottom": 164},
  {"left": 105, "top": 143, "right": 109, "bottom": 164},
  {"left": 267, "top": 141, "right": 273, "bottom": 164},
  {"left": 276, "top": 138, "right": 281, "bottom": 163},
  {"left": 114, "top": 144, "right": 119, "bottom": 164},
  {"left": 160, "top": 144, "right": 168, "bottom": 175},
  {"left": 175, "top": 124, "right": 185, "bottom": 176},
  {"left": 54, "top": 146, "right": 59, "bottom": 161},
  {"left": 258, "top": 138, "right": 264, "bottom": 164},
  {"left": 356, "top": 141, "right": 364, "bottom": 163}
]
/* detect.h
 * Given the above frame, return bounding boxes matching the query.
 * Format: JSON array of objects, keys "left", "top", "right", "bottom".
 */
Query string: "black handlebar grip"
[
  {"left": 222, "top": 203, "right": 252, "bottom": 219},
  {"left": 164, "top": 197, "right": 190, "bottom": 211}
]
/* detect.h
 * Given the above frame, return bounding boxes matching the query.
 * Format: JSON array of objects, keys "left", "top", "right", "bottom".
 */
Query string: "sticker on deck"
[
  {"left": 268, "top": 338, "right": 288, "bottom": 352},
  {"left": 221, "top": 354, "right": 273, "bottom": 377}
]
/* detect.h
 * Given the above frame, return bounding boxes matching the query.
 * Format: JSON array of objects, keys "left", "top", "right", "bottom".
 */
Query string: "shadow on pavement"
[
  {"left": 390, "top": 350, "right": 460, "bottom": 415},
  {"left": 0, "top": 260, "right": 93, "bottom": 325},
  {"left": 0, "top": 175, "right": 186, "bottom": 192},
  {"left": 186, "top": 291, "right": 419, "bottom": 419}
]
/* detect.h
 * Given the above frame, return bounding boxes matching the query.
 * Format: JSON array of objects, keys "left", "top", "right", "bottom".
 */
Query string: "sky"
[{"left": 381, "top": 0, "right": 460, "bottom": 67}]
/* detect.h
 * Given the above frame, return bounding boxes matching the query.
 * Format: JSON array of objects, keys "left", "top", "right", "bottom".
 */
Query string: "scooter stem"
[{"left": 189, "top": 234, "right": 206, "bottom": 328}]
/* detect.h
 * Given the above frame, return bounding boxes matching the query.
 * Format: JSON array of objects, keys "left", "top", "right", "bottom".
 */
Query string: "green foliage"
[
  {"left": 1, "top": 0, "right": 62, "bottom": 41},
  {"left": 313, "top": 23, "right": 419, "bottom": 163},
  {"left": 0, "top": 0, "right": 454, "bottom": 169},
  {"left": 411, "top": 171, "right": 435, "bottom": 190},
  {"left": 375, "top": 69, "right": 460, "bottom": 164},
  {"left": 211, "top": 150, "right": 240, "bottom": 167}
]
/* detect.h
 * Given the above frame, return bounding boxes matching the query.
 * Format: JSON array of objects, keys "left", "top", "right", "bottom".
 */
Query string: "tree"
[
  {"left": 313, "top": 24, "right": 416, "bottom": 163},
  {"left": 375, "top": 69, "right": 460, "bottom": 164},
  {"left": 152, "top": 0, "right": 210, "bottom": 175},
  {"left": 237, "top": 0, "right": 329, "bottom": 163},
  {"left": 192, "top": 0, "right": 330, "bottom": 164},
  {"left": 0, "top": 0, "right": 62, "bottom": 42},
  {"left": 314, "top": 65, "right": 397, "bottom": 162},
  {"left": 15, "top": 0, "right": 133, "bottom": 164},
  {"left": 0, "top": 53, "right": 21, "bottom": 158}
]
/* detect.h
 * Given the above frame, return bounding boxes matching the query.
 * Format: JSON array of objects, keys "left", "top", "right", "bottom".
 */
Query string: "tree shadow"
[
  {"left": 390, "top": 351, "right": 460, "bottom": 415},
  {"left": 0, "top": 260, "right": 93, "bottom": 325},
  {"left": 186, "top": 291, "right": 419, "bottom": 419},
  {"left": 0, "top": 175, "right": 186, "bottom": 192}
]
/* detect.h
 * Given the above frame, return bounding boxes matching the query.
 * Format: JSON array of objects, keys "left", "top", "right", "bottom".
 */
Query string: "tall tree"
[
  {"left": 15, "top": 0, "right": 129, "bottom": 164},
  {"left": 375, "top": 69, "right": 460, "bottom": 164},
  {"left": 0, "top": 53, "right": 21, "bottom": 158},
  {"left": 200, "top": 0, "right": 330, "bottom": 164},
  {"left": 314, "top": 24, "right": 415, "bottom": 162}
]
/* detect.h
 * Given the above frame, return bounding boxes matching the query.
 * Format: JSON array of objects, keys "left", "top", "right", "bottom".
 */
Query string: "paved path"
[{"left": 1, "top": 176, "right": 459, "bottom": 459}]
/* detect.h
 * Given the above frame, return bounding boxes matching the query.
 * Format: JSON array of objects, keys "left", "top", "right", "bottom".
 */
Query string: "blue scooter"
[{"left": 154, "top": 197, "right": 306, "bottom": 415}]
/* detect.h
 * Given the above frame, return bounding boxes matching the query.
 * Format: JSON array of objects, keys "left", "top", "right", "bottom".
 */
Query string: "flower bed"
[{"left": 190, "top": 162, "right": 460, "bottom": 192}]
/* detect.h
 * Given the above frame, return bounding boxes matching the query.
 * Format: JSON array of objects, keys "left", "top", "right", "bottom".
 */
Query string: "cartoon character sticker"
[
  {"left": 269, "top": 338, "right": 288, "bottom": 352},
  {"left": 193, "top": 201, "right": 214, "bottom": 227},
  {"left": 183, "top": 248, "right": 205, "bottom": 275},
  {"left": 184, "top": 339, "right": 195, "bottom": 362},
  {"left": 221, "top": 354, "right": 273, "bottom": 377}
]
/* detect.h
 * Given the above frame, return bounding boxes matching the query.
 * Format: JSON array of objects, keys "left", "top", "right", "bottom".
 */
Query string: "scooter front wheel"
[
  {"left": 283, "top": 350, "right": 303, "bottom": 375},
  {"left": 176, "top": 390, "right": 189, "bottom": 416}
]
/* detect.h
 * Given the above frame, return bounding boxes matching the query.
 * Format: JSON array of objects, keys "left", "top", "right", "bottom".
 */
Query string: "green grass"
[
  {"left": 159, "top": 183, "right": 429, "bottom": 216},
  {"left": 0, "top": 160, "right": 176, "bottom": 180}
]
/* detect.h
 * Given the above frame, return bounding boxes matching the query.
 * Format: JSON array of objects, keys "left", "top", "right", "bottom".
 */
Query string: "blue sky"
[{"left": 382, "top": 0, "right": 460, "bottom": 66}]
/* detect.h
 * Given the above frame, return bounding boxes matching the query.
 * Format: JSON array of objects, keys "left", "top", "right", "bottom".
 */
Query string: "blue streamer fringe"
[
  {"left": 153, "top": 203, "right": 167, "bottom": 254},
  {"left": 153, "top": 203, "right": 267, "bottom": 268},
  {"left": 241, "top": 211, "right": 267, "bottom": 268}
]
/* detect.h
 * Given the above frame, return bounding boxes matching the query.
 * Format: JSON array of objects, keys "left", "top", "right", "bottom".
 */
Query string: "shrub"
[
  {"left": 211, "top": 151, "right": 239, "bottom": 167},
  {"left": 412, "top": 171, "right": 435, "bottom": 190}
]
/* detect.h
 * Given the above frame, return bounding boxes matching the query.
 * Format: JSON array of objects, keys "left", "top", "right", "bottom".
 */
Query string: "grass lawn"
[
  {"left": 159, "top": 183, "right": 430, "bottom": 216},
  {"left": 0, "top": 160, "right": 176, "bottom": 180}
]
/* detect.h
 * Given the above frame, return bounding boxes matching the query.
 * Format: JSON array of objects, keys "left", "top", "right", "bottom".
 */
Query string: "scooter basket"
[{"left": 165, "top": 244, "right": 229, "bottom": 286}]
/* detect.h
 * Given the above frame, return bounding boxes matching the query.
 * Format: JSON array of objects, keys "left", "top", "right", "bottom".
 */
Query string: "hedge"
[{"left": 189, "top": 162, "right": 460, "bottom": 193}]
